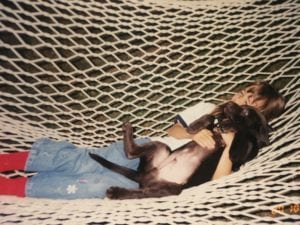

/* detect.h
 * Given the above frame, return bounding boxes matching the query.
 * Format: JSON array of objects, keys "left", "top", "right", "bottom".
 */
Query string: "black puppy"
[{"left": 89, "top": 101, "right": 270, "bottom": 199}]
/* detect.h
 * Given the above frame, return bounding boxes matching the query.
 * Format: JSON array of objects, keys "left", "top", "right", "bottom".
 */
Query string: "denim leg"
[
  {"left": 26, "top": 138, "right": 100, "bottom": 174},
  {"left": 26, "top": 170, "right": 139, "bottom": 199},
  {"left": 26, "top": 138, "right": 150, "bottom": 174}
]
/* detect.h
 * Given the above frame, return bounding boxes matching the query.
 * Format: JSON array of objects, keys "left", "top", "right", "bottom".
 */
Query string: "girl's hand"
[
  {"left": 220, "top": 132, "right": 235, "bottom": 152},
  {"left": 192, "top": 129, "right": 216, "bottom": 150}
]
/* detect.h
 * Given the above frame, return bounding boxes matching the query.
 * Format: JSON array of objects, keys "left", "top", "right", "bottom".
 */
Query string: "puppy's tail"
[{"left": 89, "top": 153, "right": 139, "bottom": 182}]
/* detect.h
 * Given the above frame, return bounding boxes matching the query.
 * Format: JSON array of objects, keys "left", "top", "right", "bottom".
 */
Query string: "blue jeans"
[{"left": 25, "top": 138, "right": 150, "bottom": 199}]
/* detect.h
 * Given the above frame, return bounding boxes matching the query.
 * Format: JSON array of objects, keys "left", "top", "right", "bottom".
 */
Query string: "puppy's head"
[
  {"left": 217, "top": 101, "right": 246, "bottom": 132},
  {"left": 221, "top": 101, "right": 270, "bottom": 146},
  {"left": 221, "top": 101, "right": 271, "bottom": 170}
]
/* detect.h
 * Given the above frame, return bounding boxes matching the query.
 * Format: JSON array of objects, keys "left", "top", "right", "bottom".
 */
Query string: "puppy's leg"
[
  {"left": 107, "top": 182, "right": 182, "bottom": 199},
  {"left": 123, "top": 122, "right": 166, "bottom": 159},
  {"left": 122, "top": 122, "right": 138, "bottom": 158}
]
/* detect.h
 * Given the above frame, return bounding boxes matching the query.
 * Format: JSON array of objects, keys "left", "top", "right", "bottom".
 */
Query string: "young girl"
[{"left": 0, "top": 81, "right": 285, "bottom": 199}]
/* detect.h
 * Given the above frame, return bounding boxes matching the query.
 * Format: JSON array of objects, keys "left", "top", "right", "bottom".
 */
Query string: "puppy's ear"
[
  {"left": 267, "top": 124, "right": 274, "bottom": 133},
  {"left": 256, "top": 124, "right": 271, "bottom": 148},
  {"left": 229, "top": 132, "right": 258, "bottom": 171}
]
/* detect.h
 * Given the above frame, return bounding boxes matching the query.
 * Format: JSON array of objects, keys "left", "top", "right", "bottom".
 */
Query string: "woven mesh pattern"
[{"left": 0, "top": 0, "right": 299, "bottom": 224}]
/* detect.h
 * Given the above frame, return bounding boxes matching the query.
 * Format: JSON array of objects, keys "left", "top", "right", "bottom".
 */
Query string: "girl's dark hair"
[{"left": 246, "top": 81, "right": 285, "bottom": 121}]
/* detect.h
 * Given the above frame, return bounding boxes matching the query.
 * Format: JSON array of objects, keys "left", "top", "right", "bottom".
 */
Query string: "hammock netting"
[{"left": 0, "top": 0, "right": 299, "bottom": 224}]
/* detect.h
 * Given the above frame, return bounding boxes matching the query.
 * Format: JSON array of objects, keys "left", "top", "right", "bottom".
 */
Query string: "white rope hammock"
[{"left": 0, "top": 0, "right": 299, "bottom": 224}]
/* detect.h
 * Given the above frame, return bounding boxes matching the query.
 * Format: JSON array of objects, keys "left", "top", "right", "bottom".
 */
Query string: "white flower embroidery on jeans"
[{"left": 66, "top": 185, "right": 78, "bottom": 194}]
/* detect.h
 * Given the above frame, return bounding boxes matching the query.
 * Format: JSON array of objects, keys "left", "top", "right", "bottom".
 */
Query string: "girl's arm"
[
  {"left": 167, "top": 123, "right": 191, "bottom": 139},
  {"left": 168, "top": 123, "right": 216, "bottom": 150},
  {"left": 212, "top": 132, "right": 235, "bottom": 180}
]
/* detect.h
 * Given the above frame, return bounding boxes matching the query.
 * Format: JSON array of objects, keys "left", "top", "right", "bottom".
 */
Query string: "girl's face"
[{"left": 231, "top": 87, "right": 265, "bottom": 110}]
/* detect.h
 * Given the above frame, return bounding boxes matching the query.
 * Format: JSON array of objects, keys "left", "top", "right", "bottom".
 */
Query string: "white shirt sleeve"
[{"left": 176, "top": 102, "right": 216, "bottom": 127}]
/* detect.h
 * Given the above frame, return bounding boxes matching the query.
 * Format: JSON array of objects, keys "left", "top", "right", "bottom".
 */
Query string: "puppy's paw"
[
  {"left": 122, "top": 122, "right": 132, "bottom": 130},
  {"left": 122, "top": 122, "right": 133, "bottom": 134},
  {"left": 106, "top": 186, "right": 127, "bottom": 199}
]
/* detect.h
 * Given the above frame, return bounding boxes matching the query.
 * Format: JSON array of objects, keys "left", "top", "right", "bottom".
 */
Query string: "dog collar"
[{"left": 214, "top": 117, "right": 224, "bottom": 132}]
